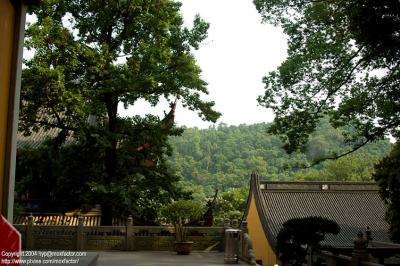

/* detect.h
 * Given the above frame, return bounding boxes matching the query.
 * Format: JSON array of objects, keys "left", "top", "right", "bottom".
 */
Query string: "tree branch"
[
  {"left": 32, "top": 120, "right": 77, "bottom": 132},
  {"left": 314, "top": 50, "right": 366, "bottom": 114},
  {"left": 305, "top": 136, "right": 372, "bottom": 168}
]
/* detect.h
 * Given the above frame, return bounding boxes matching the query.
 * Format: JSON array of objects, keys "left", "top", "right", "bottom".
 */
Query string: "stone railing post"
[
  {"left": 224, "top": 218, "right": 231, "bottom": 229},
  {"left": 223, "top": 218, "right": 231, "bottom": 250},
  {"left": 244, "top": 234, "right": 257, "bottom": 265},
  {"left": 239, "top": 221, "right": 246, "bottom": 259},
  {"left": 325, "top": 255, "right": 337, "bottom": 266},
  {"left": 351, "top": 232, "right": 369, "bottom": 266},
  {"left": 365, "top": 226, "right": 372, "bottom": 245},
  {"left": 76, "top": 216, "right": 85, "bottom": 250},
  {"left": 232, "top": 219, "right": 239, "bottom": 228},
  {"left": 26, "top": 214, "right": 34, "bottom": 250},
  {"left": 240, "top": 221, "right": 256, "bottom": 265},
  {"left": 126, "top": 215, "right": 134, "bottom": 251}
]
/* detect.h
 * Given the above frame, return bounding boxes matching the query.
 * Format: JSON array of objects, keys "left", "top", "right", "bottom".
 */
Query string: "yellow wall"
[
  {"left": 0, "top": 0, "right": 16, "bottom": 215},
  {"left": 246, "top": 192, "right": 278, "bottom": 266}
]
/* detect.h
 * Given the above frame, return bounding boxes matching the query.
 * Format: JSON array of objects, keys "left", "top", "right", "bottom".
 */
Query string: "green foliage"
[
  {"left": 293, "top": 151, "right": 383, "bottom": 182},
  {"left": 214, "top": 188, "right": 248, "bottom": 225},
  {"left": 161, "top": 199, "right": 203, "bottom": 226},
  {"left": 16, "top": 141, "right": 104, "bottom": 211},
  {"left": 13, "top": 202, "right": 25, "bottom": 216},
  {"left": 374, "top": 142, "right": 400, "bottom": 243},
  {"left": 20, "top": 0, "right": 220, "bottom": 224},
  {"left": 169, "top": 122, "right": 391, "bottom": 192},
  {"left": 177, "top": 181, "right": 207, "bottom": 204},
  {"left": 169, "top": 123, "right": 304, "bottom": 191},
  {"left": 276, "top": 217, "right": 340, "bottom": 266},
  {"left": 175, "top": 184, "right": 248, "bottom": 226},
  {"left": 161, "top": 199, "right": 203, "bottom": 241},
  {"left": 254, "top": 0, "right": 400, "bottom": 157}
]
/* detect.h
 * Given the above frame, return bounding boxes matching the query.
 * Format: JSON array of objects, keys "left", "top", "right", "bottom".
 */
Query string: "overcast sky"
[
  {"left": 119, "top": 0, "right": 288, "bottom": 128},
  {"left": 25, "top": 1, "right": 288, "bottom": 129}
]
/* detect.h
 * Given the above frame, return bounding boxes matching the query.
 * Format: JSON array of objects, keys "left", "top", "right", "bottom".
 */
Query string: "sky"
[{"left": 118, "top": 0, "right": 288, "bottom": 128}]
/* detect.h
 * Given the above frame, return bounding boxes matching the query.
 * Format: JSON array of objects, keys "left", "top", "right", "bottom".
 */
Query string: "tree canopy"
[
  {"left": 276, "top": 217, "right": 340, "bottom": 266},
  {"left": 20, "top": 0, "right": 220, "bottom": 224},
  {"left": 374, "top": 142, "right": 400, "bottom": 243},
  {"left": 169, "top": 121, "right": 390, "bottom": 195},
  {"left": 254, "top": 0, "right": 400, "bottom": 157},
  {"left": 254, "top": 0, "right": 400, "bottom": 243}
]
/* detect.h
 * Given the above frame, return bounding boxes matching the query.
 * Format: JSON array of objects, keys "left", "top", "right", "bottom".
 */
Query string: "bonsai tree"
[
  {"left": 276, "top": 216, "right": 340, "bottom": 266},
  {"left": 161, "top": 199, "right": 203, "bottom": 242}
]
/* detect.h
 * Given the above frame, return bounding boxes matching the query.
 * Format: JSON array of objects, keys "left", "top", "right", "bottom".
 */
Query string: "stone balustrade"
[
  {"left": 14, "top": 215, "right": 225, "bottom": 251},
  {"left": 316, "top": 232, "right": 397, "bottom": 266}
]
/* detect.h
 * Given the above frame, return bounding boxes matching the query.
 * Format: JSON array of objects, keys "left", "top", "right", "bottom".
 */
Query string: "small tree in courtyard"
[
  {"left": 276, "top": 216, "right": 340, "bottom": 266},
  {"left": 161, "top": 199, "right": 203, "bottom": 242}
]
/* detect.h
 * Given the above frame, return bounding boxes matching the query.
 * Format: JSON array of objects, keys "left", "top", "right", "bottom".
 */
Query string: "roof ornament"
[
  {"left": 251, "top": 171, "right": 260, "bottom": 186},
  {"left": 161, "top": 97, "right": 178, "bottom": 127},
  {"left": 366, "top": 226, "right": 372, "bottom": 244},
  {"left": 136, "top": 97, "right": 179, "bottom": 167},
  {"left": 352, "top": 231, "right": 369, "bottom": 262},
  {"left": 322, "top": 184, "right": 329, "bottom": 190}
]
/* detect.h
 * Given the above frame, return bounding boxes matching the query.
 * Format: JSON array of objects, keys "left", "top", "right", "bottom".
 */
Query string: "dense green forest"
[
  {"left": 16, "top": 119, "right": 391, "bottom": 225},
  {"left": 168, "top": 119, "right": 392, "bottom": 197}
]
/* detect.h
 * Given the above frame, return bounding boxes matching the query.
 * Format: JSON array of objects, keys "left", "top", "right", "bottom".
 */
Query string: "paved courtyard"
[{"left": 96, "top": 251, "right": 247, "bottom": 266}]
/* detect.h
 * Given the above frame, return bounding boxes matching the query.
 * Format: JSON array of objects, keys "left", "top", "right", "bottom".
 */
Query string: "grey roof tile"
[
  {"left": 248, "top": 174, "right": 392, "bottom": 250},
  {"left": 17, "top": 128, "right": 74, "bottom": 149},
  {"left": 260, "top": 190, "right": 390, "bottom": 247}
]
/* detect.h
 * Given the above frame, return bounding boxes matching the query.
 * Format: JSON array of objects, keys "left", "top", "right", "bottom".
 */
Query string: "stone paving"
[{"left": 96, "top": 251, "right": 247, "bottom": 266}]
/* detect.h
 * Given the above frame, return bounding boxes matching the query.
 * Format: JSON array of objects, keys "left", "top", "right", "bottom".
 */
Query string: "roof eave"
[{"left": 249, "top": 172, "right": 278, "bottom": 253}]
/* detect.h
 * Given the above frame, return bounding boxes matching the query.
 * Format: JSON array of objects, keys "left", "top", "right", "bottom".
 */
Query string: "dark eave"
[{"left": 249, "top": 172, "right": 279, "bottom": 253}]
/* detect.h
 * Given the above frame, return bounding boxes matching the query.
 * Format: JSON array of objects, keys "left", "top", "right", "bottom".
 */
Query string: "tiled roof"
[
  {"left": 17, "top": 128, "right": 74, "bottom": 149},
  {"left": 17, "top": 101, "right": 177, "bottom": 150},
  {"left": 249, "top": 173, "right": 391, "bottom": 250},
  {"left": 13, "top": 214, "right": 101, "bottom": 226},
  {"left": 13, "top": 214, "right": 127, "bottom": 226}
]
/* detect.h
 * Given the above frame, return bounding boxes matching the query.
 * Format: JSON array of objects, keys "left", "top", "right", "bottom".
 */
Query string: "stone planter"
[{"left": 174, "top": 241, "right": 193, "bottom": 255}]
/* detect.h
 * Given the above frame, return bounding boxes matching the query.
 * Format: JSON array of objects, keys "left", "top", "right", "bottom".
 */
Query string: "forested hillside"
[{"left": 168, "top": 120, "right": 391, "bottom": 196}]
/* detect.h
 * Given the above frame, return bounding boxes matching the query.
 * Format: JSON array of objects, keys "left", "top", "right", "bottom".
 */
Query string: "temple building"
[{"left": 243, "top": 172, "right": 393, "bottom": 266}]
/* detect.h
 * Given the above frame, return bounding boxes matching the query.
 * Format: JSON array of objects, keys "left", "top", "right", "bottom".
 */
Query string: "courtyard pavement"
[{"left": 96, "top": 251, "right": 247, "bottom": 266}]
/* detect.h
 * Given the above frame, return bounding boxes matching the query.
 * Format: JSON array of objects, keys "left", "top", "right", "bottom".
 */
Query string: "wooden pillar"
[
  {"left": 0, "top": 0, "right": 27, "bottom": 221},
  {"left": 0, "top": 0, "right": 39, "bottom": 222}
]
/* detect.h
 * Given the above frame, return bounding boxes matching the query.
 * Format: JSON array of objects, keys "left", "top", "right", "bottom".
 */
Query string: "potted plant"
[{"left": 161, "top": 199, "right": 203, "bottom": 255}]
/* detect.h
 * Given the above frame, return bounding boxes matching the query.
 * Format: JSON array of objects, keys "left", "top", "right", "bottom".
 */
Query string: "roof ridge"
[
  {"left": 258, "top": 180, "right": 379, "bottom": 192},
  {"left": 260, "top": 180, "right": 377, "bottom": 185}
]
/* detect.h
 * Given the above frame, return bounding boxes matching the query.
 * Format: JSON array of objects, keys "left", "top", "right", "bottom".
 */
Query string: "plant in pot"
[{"left": 161, "top": 199, "right": 203, "bottom": 255}]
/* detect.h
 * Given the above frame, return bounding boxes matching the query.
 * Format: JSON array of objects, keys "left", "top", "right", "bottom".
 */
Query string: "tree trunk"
[
  {"left": 101, "top": 93, "right": 119, "bottom": 226},
  {"left": 101, "top": 202, "right": 113, "bottom": 226}
]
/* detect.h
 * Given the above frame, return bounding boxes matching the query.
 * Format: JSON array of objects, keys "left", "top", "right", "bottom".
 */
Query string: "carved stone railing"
[
  {"left": 318, "top": 251, "right": 353, "bottom": 266},
  {"left": 84, "top": 225, "right": 127, "bottom": 250},
  {"left": 239, "top": 221, "right": 258, "bottom": 265},
  {"left": 317, "top": 232, "right": 389, "bottom": 266},
  {"left": 223, "top": 219, "right": 258, "bottom": 265},
  {"left": 14, "top": 215, "right": 224, "bottom": 251}
]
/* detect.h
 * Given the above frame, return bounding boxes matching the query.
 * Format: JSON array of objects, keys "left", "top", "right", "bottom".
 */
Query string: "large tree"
[
  {"left": 254, "top": 0, "right": 400, "bottom": 243},
  {"left": 373, "top": 142, "right": 400, "bottom": 243},
  {"left": 20, "top": 0, "right": 220, "bottom": 224},
  {"left": 254, "top": 0, "right": 399, "bottom": 158}
]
